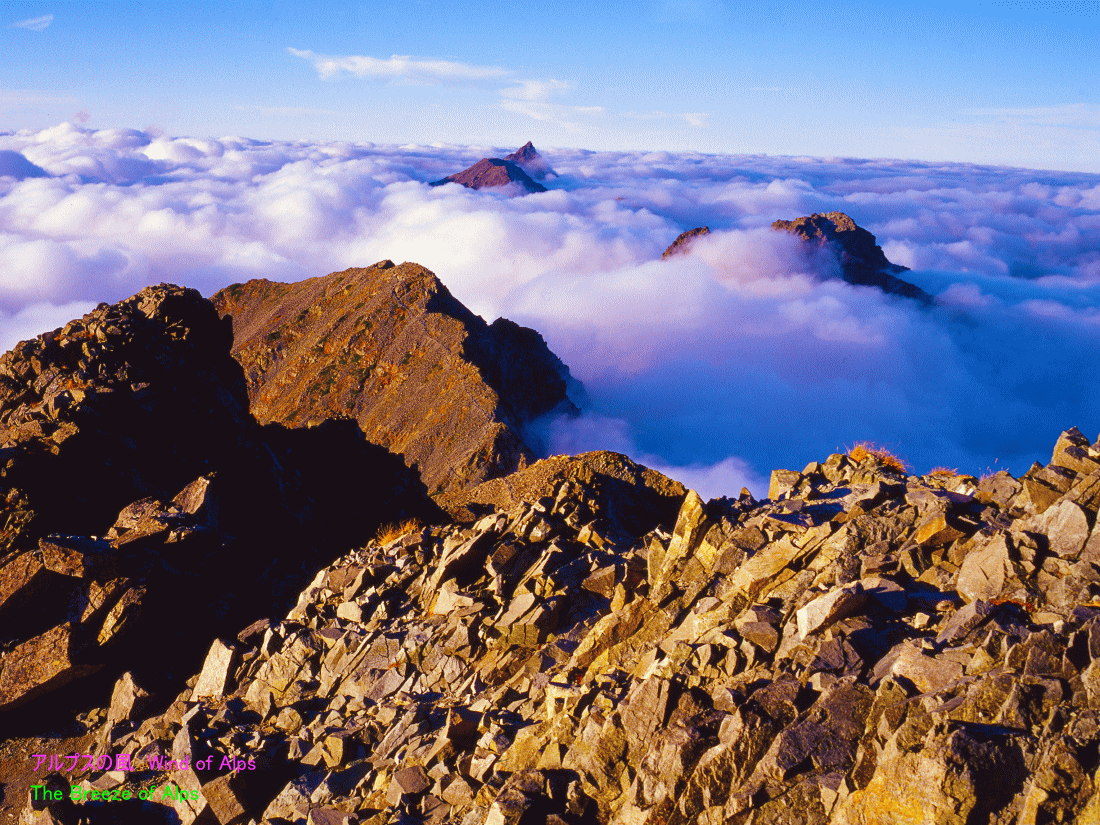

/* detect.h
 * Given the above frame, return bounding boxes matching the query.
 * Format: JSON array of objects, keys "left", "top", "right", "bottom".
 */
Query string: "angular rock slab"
[
  {"left": 1043, "top": 499, "right": 1091, "bottom": 559},
  {"left": 797, "top": 582, "right": 869, "bottom": 639},
  {"left": 956, "top": 534, "right": 1015, "bottom": 603},
  {"left": 193, "top": 638, "right": 240, "bottom": 700}
]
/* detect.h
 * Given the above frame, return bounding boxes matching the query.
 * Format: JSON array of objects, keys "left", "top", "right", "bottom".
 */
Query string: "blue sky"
[{"left": 4, "top": 0, "right": 1100, "bottom": 171}]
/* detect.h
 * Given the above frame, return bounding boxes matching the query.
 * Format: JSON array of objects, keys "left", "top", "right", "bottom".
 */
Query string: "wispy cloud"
[
  {"left": 287, "top": 48, "right": 508, "bottom": 84},
  {"left": 286, "top": 47, "right": 705, "bottom": 134},
  {"left": 500, "top": 79, "right": 571, "bottom": 102},
  {"left": 11, "top": 14, "right": 53, "bottom": 31},
  {"left": 498, "top": 99, "right": 607, "bottom": 131}
]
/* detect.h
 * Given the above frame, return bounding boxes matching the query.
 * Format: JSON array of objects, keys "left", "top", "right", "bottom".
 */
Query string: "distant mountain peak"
[
  {"left": 431, "top": 143, "right": 552, "bottom": 193},
  {"left": 504, "top": 141, "right": 555, "bottom": 180},
  {"left": 772, "top": 211, "right": 933, "bottom": 304}
]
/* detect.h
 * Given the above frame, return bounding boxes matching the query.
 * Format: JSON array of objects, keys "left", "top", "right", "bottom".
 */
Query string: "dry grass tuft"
[
  {"left": 928, "top": 467, "right": 959, "bottom": 477},
  {"left": 847, "top": 442, "right": 909, "bottom": 473},
  {"left": 375, "top": 518, "right": 423, "bottom": 545}
]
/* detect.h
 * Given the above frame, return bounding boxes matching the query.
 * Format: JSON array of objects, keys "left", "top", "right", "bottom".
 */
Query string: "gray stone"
[
  {"left": 0, "top": 623, "right": 99, "bottom": 712},
  {"left": 335, "top": 601, "right": 363, "bottom": 622},
  {"left": 769, "top": 469, "right": 802, "bottom": 500},
  {"left": 862, "top": 576, "right": 907, "bottom": 612},
  {"left": 740, "top": 622, "right": 780, "bottom": 652},
  {"left": 308, "top": 810, "right": 356, "bottom": 825},
  {"left": 200, "top": 772, "right": 249, "bottom": 824},
  {"left": 936, "top": 600, "right": 995, "bottom": 645},
  {"left": 105, "top": 670, "right": 151, "bottom": 732}
]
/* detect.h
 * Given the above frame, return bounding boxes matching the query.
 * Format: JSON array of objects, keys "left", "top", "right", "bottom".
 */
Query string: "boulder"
[{"left": 956, "top": 534, "right": 1017, "bottom": 603}]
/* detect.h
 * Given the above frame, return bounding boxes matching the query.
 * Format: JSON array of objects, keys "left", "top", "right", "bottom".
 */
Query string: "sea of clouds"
[{"left": 2, "top": 122, "right": 1099, "bottom": 497}]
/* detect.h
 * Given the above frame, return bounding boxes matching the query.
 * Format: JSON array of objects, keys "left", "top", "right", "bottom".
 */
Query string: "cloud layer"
[{"left": 1, "top": 123, "right": 1099, "bottom": 497}]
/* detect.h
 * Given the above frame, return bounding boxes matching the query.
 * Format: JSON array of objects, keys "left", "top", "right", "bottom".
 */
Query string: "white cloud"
[
  {"left": 500, "top": 79, "right": 571, "bottom": 102},
  {"left": 285, "top": 48, "right": 697, "bottom": 134},
  {"left": 546, "top": 412, "right": 767, "bottom": 500},
  {"left": 0, "top": 299, "right": 96, "bottom": 348},
  {"left": 1, "top": 124, "right": 1099, "bottom": 496},
  {"left": 287, "top": 48, "right": 509, "bottom": 84},
  {"left": 11, "top": 14, "right": 53, "bottom": 31}
]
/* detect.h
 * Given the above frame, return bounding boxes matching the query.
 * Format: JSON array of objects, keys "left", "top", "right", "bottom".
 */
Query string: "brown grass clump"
[
  {"left": 928, "top": 467, "right": 959, "bottom": 477},
  {"left": 847, "top": 442, "right": 909, "bottom": 473},
  {"left": 375, "top": 518, "right": 423, "bottom": 545}
]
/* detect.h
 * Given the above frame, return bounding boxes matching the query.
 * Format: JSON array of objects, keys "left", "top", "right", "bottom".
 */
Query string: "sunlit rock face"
[{"left": 212, "top": 260, "right": 579, "bottom": 494}]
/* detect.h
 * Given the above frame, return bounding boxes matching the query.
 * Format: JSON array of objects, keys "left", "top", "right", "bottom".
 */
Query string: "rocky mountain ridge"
[
  {"left": 0, "top": 284, "right": 439, "bottom": 721},
  {"left": 13, "top": 423, "right": 1100, "bottom": 824},
  {"left": 212, "top": 261, "right": 578, "bottom": 494}
]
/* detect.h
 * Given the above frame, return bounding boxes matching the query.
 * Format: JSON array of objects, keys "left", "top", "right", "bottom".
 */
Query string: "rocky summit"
[
  {"left": 212, "top": 261, "right": 578, "bottom": 494},
  {"left": 15, "top": 423, "right": 1100, "bottom": 824},
  {"left": 503, "top": 143, "right": 555, "bottom": 181},
  {"left": 431, "top": 144, "right": 550, "bottom": 194},
  {"left": 772, "top": 212, "right": 934, "bottom": 304}
]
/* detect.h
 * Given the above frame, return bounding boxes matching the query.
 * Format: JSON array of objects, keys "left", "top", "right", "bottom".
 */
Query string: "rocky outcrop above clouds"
[
  {"left": 772, "top": 212, "right": 934, "bottom": 303},
  {"left": 503, "top": 142, "right": 556, "bottom": 181},
  {"left": 212, "top": 261, "right": 579, "bottom": 494},
  {"left": 0, "top": 285, "right": 438, "bottom": 718},
  {"left": 431, "top": 144, "right": 551, "bottom": 193},
  {"left": 661, "top": 226, "right": 710, "bottom": 259},
  {"left": 25, "top": 425, "right": 1100, "bottom": 824}
]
